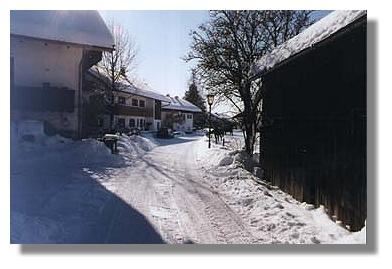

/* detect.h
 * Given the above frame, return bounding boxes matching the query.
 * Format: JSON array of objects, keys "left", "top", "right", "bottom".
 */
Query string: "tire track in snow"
[
  {"left": 168, "top": 140, "right": 259, "bottom": 244},
  {"left": 112, "top": 135, "right": 261, "bottom": 244}
]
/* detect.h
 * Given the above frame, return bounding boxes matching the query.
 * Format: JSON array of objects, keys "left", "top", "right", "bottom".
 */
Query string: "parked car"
[
  {"left": 127, "top": 127, "right": 141, "bottom": 136},
  {"left": 156, "top": 127, "right": 174, "bottom": 138}
]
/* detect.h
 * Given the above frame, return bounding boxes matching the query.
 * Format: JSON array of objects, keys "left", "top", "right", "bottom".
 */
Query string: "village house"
[
  {"left": 10, "top": 10, "right": 114, "bottom": 139},
  {"left": 254, "top": 11, "right": 366, "bottom": 230},
  {"left": 83, "top": 68, "right": 170, "bottom": 135},
  {"left": 161, "top": 95, "right": 202, "bottom": 133}
]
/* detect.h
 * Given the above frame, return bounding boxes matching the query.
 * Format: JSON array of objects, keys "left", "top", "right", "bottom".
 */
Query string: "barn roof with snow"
[
  {"left": 252, "top": 10, "right": 367, "bottom": 77},
  {"left": 10, "top": 10, "right": 114, "bottom": 50},
  {"left": 162, "top": 96, "right": 202, "bottom": 113}
]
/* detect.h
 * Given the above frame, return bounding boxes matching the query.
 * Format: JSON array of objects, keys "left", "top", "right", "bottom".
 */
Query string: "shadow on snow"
[{"left": 10, "top": 147, "right": 164, "bottom": 244}]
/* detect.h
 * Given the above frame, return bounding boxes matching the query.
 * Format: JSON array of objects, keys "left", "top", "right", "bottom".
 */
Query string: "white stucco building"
[
  {"left": 161, "top": 95, "right": 202, "bottom": 133},
  {"left": 10, "top": 10, "right": 114, "bottom": 138},
  {"left": 84, "top": 68, "right": 170, "bottom": 135}
]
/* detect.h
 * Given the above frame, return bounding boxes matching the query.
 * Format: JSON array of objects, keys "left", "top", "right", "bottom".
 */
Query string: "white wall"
[
  {"left": 161, "top": 111, "right": 194, "bottom": 132},
  {"left": 10, "top": 36, "right": 84, "bottom": 137},
  {"left": 173, "top": 112, "right": 193, "bottom": 132},
  {"left": 11, "top": 36, "right": 83, "bottom": 89}
]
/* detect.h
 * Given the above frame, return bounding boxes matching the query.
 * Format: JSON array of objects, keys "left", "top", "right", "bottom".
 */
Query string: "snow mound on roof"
[
  {"left": 253, "top": 10, "right": 366, "bottom": 76},
  {"left": 11, "top": 10, "right": 113, "bottom": 49}
]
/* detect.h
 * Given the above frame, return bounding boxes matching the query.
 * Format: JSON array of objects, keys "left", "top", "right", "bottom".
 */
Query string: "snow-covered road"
[
  {"left": 11, "top": 132, "right": 365, "bottom": 244},
  {"left": 91, "top": 134, "right": 364, "bottom": 244},
  {"left": 107, "top": 135, "right": 258, "bottom": 243}
]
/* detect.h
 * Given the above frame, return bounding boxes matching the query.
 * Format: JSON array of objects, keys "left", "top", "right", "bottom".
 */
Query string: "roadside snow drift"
[
  {"left": 11, "top": 133, "right": 162, "bottom": 243},
  {"left": 196, "top": 135, "right": 366, "bottom": 244}
]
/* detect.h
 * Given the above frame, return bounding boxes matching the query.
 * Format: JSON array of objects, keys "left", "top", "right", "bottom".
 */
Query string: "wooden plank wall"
[{"left": 260, "top": 17, "right": 367, "bottom": 231}]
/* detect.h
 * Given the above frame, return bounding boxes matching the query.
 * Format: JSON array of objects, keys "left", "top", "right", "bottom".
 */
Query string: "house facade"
[
  {"left": 10, "top": 10, "right": 114, "bottom": 139},
  {"left": 161, "top": 95, "right": 202, "bottom": 132},
  {"left": 83, "top": 68, "right": 169, "bottom": 134},
  {"left": 112, "top": 89, "right": 168, "bottom": 132}
]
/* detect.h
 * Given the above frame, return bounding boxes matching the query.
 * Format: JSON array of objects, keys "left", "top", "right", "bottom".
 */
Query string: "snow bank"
[
  {"left": 335, "top": 222, "right": 366, "bottom": 244},
  {"left": 195, "top": 137, "right": 366, "bottom": 244},
  {"left": 11, "top": 132, "right": 161, "bottom": 243},
  {"left": 253, "top": 10, "right": 366, "bottom": 76},
  {"left": 117, "top": 134, "right": 158, "bottom": 160},
  {"left": 11, "top": 133, "right": 119, "bottom": 169}
]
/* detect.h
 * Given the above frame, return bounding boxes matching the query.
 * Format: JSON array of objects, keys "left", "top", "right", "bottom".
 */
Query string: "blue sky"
[{"left": 99, "top": 10, "right": 331, "bottom": 100}]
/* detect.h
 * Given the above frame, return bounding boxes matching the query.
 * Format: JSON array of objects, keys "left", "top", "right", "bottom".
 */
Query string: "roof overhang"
[
  {"left": 252, "top": 10, "right": 367, "bottom": 79},
  {"left": 10, "top": 10, "right": 114, "bottom": 51}
]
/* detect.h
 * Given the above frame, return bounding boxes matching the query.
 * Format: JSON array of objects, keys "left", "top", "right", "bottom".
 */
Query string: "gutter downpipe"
[{"left": 77, "top": 50, "right": 87, "bottom": 139}]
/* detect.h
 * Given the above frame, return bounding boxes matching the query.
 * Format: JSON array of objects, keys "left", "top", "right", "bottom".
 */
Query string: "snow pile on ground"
[
  {"left": 11, "top": 132, "right": 161, "bottom": 243},
  {"left": 335, "top": 222, "right": 366, "bottom": 244},
  {"left": 195, "top": 137, "right": 366, "bottom": 244},
  {"left": 11, "top": 134, "right": 121, "bottom": 169},
  {"left": 117, "top": 134, "right": 158, "bottom": 161},
  {"left": 253, "top": 10, "right": 366, "bottom": 76}
]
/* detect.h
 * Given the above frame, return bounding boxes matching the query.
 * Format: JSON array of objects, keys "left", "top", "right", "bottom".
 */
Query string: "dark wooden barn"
[{"left": 258, "top": 11, "right": 366, "bottom": 231}]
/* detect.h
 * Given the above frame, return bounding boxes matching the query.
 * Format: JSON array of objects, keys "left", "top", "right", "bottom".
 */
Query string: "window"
[
  {"left": 136, "top": 118, "right": 140, "bottom": 127},
  {"left": 139, "top": 100, "right": 145, "bottom": 107},
  {"left": 97, "top": 118, "right": 104, "bottom": 127},
  {"left": 129, "top": 118, "right": 135, "bottom": 128},
  {"left": 187, "top": 114, "right": 192, "bottom": 119},
  {"left": 132, "top": 98, "right": 139, "bottom": 106},
  {"left": 117, "top": 118, "right": 125, "bottom": 128},
  {"left": 118, "top": 96, "right": 126, "bottom": 105}
]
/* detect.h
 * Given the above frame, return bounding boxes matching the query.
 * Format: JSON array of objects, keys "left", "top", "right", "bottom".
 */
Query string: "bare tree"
[
  {"left": 186, "top": 10, "right": 313, "bottom": 155},
  {"left": 96, "top": 20, "right": 138, "bottom": 129}
]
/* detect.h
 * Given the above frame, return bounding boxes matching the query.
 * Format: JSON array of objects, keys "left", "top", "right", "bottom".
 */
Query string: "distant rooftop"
[
  {"left": 163, "top": 95, "right": 202, "bottom": 113},
  {"left": 88, "top": 68, "right": 202, "bottom": 111},
  {"left": 252, "top": 10, "right": 366, "bottom": 76},
  {"left": 119, "top": 84, "right": 170, "bottom": 103},
  {"left": 87, "top": 68, "right": 169, "bottom": 102},
  {"left": 10, "top": 10, "right": 114, "bottom": 50}
]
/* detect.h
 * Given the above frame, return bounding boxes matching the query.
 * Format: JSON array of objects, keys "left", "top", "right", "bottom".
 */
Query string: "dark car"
[
  {"left": 156, "top": 127, "right": 173, "bottom": 139},
  {"left": 127, "top": 127, "right": 141, "bottom": 136}
]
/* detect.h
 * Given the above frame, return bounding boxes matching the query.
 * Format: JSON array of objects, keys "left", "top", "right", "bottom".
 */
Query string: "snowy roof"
[
  {"left": 87, "top": 68, "right": 169, "bottom": 102},
  {"left": 162, "top": 96, "right": 202, "bottom": 113},
  {"left": 252, "top": 10, "right": 367, "bottom": 76},
  {"left": 119, "top": 84, "right": 170, "bottom": 103},
  {"left": 10, "top": 10, "right": 114, "bottom": 50}
]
